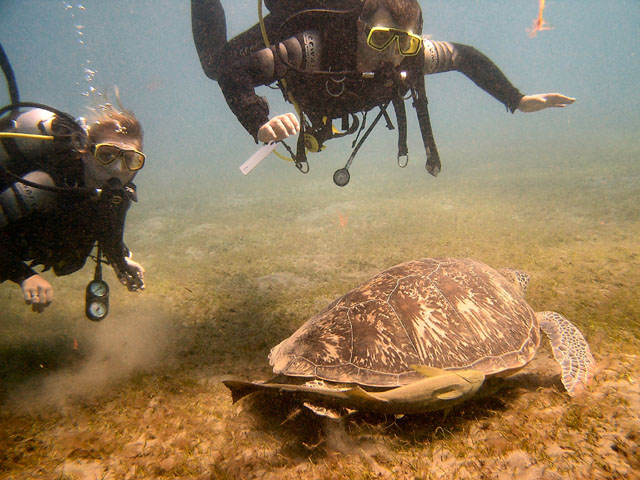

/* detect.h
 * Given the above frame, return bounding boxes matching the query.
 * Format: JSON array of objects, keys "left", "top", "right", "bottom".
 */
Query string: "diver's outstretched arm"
[
  {"left": 423, "top": 40, "right": 524, "bottom": 113},
  {"left": 423, "top": 40, "right": 575, "bottom": 113}
]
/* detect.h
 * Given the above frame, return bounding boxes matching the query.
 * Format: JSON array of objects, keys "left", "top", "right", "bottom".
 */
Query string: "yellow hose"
[
  {"left": 0, "top": 132, "right": 54, "bottom": 140},
  {"left": 257, "top": 0, "right": 270, "bottom": 48}
]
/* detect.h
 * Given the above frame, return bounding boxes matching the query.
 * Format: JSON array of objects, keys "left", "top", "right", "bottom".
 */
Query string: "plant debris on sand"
[{"left": 1, "top": 154, "right": 639, "bottom": 479}]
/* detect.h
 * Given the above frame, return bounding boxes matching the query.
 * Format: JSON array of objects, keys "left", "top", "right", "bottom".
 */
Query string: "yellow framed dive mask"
[
  {"left": 366, "top": 26, "right": 423, "bottom": 56},
  {"left": 93, "top": 143, "right": 145, "bottom": 171}
]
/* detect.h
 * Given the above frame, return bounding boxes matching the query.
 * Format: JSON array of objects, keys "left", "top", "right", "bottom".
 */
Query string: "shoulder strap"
[
  {"left": 412, "top": 67, "right": 441, "bottom": 176},
  {"left": 392, "top": 95, "right": 408, "bottom": 165}
]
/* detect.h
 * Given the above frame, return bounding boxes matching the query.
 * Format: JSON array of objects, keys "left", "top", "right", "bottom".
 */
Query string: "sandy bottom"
[{"left": 1, "top": 152, "right": 639, "bottom": 479}]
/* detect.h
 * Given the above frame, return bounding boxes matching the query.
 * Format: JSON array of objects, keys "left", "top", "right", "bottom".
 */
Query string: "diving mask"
[
  {"left": 366, "top": 26, "right": 422, "bottom": 56},
  {"left": 94, "top": 143, "right": 145, "bottom": 171}
]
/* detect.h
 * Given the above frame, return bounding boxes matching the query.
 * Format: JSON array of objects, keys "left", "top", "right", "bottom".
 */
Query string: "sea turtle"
[{"left": 225, "top": 258, "right": 595, "bottom": 414}]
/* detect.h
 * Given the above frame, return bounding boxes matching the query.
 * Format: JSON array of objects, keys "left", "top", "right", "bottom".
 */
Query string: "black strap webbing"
[
  {"left": 413, "top": 72, "right": 441, "bottom": 176},
  {"left": 392, "top": 96, "right": 408, "bottom": 158}
]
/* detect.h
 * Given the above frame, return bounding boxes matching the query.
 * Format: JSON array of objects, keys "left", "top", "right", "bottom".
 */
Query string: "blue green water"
[
  {"left": 0, "top": 3, "right": 639, "bottom": 478},
  {"left": 1, "top": 1, "right": 638, "bottom": 184},
  {"left": 0, "top": 0, "right": 639, "bottom": 378}
]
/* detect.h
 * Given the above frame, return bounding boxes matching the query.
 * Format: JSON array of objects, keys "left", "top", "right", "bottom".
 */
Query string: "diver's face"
[
  {"left": 83, "top": 137, "right": 142, "bottom": 191},
  {"left": 356, "top": 8, "right": 420, "bottom": 72}
]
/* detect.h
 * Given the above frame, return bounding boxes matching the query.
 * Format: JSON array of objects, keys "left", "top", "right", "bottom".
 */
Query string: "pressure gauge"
[
  {"left": 87, "top": 300, "right": 108, "bottom": 320},
  {"left": 333, "top": 168, "right": 350, "bottom": 187},
  {"left": 86, "top": 279, "right": 109, "bottom": 321},
  {"left": 88, "top": 280, "right": 108, "bottom": 297}
]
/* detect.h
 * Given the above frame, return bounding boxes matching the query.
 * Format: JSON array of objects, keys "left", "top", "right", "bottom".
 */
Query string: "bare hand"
[
  {"left": 257, "top": 113, "right": 300, "bottom": 143},
  {"left": 518, "top": 93, "right": 575, "bottom": 113},
  {"left": 116, "top": 254, "right": 145, "bottom": 291},
  {"left": 21, "top": 274, "right": 54, "bottom": 313}
]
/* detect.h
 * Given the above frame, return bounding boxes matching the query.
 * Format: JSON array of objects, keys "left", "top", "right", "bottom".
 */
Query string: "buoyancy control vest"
[
  {"left": 0, "top": 106, "right": 89, "bottom": 227},
  {"left": 259, "top": 0, "right": 441, "bottom": 184}
]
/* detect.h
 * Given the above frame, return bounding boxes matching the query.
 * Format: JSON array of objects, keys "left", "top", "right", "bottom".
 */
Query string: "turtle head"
[{"left": 497, "top": 268, "right": 530, "bottom": 296}]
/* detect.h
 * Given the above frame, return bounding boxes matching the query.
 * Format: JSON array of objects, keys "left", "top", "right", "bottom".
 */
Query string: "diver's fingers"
[
  {"left": 545, "top": 93, "right": 575, "bottom": 103},
  {"left": 24, "top": 289, "right": 41, "bottom": 306},
  {"left": 23, "top": 287, "right": 35, "bottom": 303},
  {"left": 37, "top": 283, "right": 54, "bottom": 305},
  {"left": 257, "top": 124, "right": 278, "bottom": 143},
  {"left": 32, "top": 302, "right": 46, "bottom": 313},
  {"left": 268, "top": 113, "right": 300, "bottom": 139},
  {"left": 279, "top": 116, "right": 297, "bottom": 136},
  {"left": 281, "top": 113, "right": 300, "bottom": 134},
  {"left": 270, "top": 118, "right": 292, "bottom": 140},
  {"left": 118, "top": 273, "right": 131, "bottom": 287},
  {"left": 125, "top": 257, "right": 145, "bottom": 282},
  {"left": 519, "top": 93, "right": 576, "bottom": 112},
  {"left": 544, "top": 94, "right": 575, "bottom": 107}
]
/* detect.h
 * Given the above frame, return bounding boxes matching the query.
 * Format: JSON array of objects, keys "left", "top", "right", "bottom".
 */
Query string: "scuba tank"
[
  {"left": 0, "top": 43, "right": 87, "bottom": 179},
  {"left": 1, "top": 43, "right": 54, "bottom": 172},
  {"left": 0, "top": 103, "right": 88, "bottom": 177},
  {"left": 1, "top": 108, "right": 58, "bottom": 172},
  {"left": 0, "top": 101, "right": 92, "bottom": 196}
]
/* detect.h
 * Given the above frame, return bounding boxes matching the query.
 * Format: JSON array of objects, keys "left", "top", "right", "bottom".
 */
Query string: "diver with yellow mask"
[
  {"left": 192, "top": 0, "right": 574, "bottom": 185},
  {"left": 0, "top": 44, "right": 145, "bottom": 319}
]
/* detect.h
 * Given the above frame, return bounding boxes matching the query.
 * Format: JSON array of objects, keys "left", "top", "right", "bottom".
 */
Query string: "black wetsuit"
[
  {"left": 192, "top": 0, "right": 524, "bottom": 141},
  {"left": 0, "top": 141, "right": 136, "bottom": 287}
]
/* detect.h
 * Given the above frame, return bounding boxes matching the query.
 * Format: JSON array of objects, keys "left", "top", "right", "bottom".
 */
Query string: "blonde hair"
[{"left": 86, "top": 89, "right": 143, "bottom": 148}]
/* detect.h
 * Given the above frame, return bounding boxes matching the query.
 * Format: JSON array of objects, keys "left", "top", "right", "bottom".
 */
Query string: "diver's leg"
[
  {"left": 192, "top": 0, "right": 227, "bottom": 81},
  {"left": 192, "top": 0, "right": 287, "bottom": 82}
]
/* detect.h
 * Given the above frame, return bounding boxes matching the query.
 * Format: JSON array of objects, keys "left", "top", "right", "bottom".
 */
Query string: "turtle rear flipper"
[{"left": 537, "top": 311, "right": 596, "bottom": 396}]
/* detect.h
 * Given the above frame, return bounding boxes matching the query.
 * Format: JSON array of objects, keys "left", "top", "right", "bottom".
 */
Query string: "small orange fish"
[
  {"left": 338, "top": 212, "right": 349, "bottom": 228},
  {"left": 528, "top": 0, "right": 553, "bottom": 37}
]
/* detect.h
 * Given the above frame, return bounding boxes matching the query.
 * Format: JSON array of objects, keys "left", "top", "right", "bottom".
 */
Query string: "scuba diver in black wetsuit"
[
  {"left": 192, "top": 0, "right": 575, "bottom": 185},
  {"left": 0, "top": 44, "right": 145, "bottom": 320}
]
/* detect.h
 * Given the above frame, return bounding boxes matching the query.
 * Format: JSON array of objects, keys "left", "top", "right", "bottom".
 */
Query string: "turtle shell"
[{"left": 269, "top": 258, "right": 541, "bottom": 387}]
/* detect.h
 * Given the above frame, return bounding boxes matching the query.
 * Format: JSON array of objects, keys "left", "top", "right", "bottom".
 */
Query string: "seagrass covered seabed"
[{"left": 1, "top": 150, "right": 638, "bottom": 479}]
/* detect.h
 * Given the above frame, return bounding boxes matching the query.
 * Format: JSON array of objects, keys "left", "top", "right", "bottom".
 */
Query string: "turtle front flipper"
[{"left": 537, "top": 311, "right": 596, "bottom": 396}]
